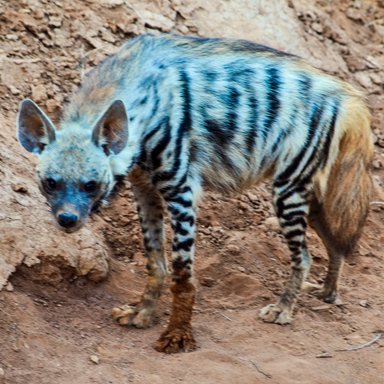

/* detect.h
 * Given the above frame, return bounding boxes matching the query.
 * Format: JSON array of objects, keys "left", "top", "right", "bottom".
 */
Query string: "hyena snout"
[{"left": 57, "top": 212, "right": 79, "bottom": 229}]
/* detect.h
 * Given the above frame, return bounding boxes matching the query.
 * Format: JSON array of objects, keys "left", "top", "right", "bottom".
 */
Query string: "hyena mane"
[{"left": 17, "top": 33, "right": 373, "bottom": 353}]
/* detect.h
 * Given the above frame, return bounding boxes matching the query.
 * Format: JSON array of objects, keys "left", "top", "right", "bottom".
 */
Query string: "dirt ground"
[{"left": 0, "top": 0, "right": 384, "bottom": 383}]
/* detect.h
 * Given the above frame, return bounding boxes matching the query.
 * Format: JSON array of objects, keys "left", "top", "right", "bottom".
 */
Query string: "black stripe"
[
  {"left": 226, "top": 86, "right": 240, "bottom": 133},
  {"left": 275, "top": 101, "right": 325, "bottom": 185},
  {"left": 168, "top": 197, "right": 192, "bottom": 208},
  {"left": 173, "top": 238, "right": 194, "bottom": 252},
  {"left": 204, "top": 119, "right": 231, "bottom": 147},
  {"left": 321, "top": 102, "right": 339, "bottom": 169},
  {"left": 152, "top": 68, "right": 192, "bottom": 185},
  {"left": 285, "top": 229, "right": 304, "bottom": 239},
  {"left": 281, "top": 217, "right": 307, "bottom": 229},
  {"left": 172, "top": 222, "right": 189, "bottom": 236},
  {"left": 298, "top": 73, "right": 312, "bottom": 104},
  {"left": 150, "top": 119, "right": 171, "bottom": 170},
  {"left": 275, "top": 186, "right": 309, "bottom": 215},
  {"left": 286, "top": 240, "right": 303, "bottom": 251},
  {"left": 245, "top": 94, "right": 258, "bottom": 155},
  {"left": 264, "top": 66, "right": 281, "bottom": 134},
  {"left": 281, "top": 209, "right": 307, "bottom": 221},
  {"left": 159, "top": 173, "right": 188, "bottom": 197},
  {"left": 178, "top": 213, "right": 195, "bottom": 226}
]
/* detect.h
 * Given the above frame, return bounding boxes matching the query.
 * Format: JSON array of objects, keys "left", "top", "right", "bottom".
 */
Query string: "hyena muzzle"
[{"left": 16, "top": 34, "right": 373, "bottom": 353}]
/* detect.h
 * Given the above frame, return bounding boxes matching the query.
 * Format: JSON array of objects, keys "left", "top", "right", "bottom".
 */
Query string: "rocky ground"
[{"left": 0, "top": 0, "right": 383, "bottom": 383}]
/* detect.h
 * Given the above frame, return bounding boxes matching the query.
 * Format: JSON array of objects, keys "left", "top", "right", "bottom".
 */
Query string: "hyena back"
[{"left": 17, "top": 34, "right": 373, "bottom": 353}]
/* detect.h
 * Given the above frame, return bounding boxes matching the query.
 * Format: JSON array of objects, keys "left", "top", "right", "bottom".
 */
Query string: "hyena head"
[{"left": 16, "top": 99, "right": 128, "bottom": 233}]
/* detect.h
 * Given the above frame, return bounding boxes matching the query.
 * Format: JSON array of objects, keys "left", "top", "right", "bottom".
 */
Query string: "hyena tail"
[{"left": 308, "top": 94, "right": 373, "bottom": 302}]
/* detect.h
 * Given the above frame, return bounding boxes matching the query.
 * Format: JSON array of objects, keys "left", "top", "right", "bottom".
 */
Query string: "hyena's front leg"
[
  {"left": 112, "top": 177, "right": 166, "bottom": 328},
  {"left": 260, "top": 183, "right": 312, "bottom": 325},
  {"left": 154, "top": 181, "right": 198, "bottom": 353}
]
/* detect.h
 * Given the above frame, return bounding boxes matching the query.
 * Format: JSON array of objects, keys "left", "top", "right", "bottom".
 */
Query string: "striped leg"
[
  {"left": 154, "top": 180, "right": 198, "bottom": 353},
  {"left": 112, "top": 174, "right": 166, "bottom": 328},
  {"left": 260, "top": 183, "right": 312, "bottom": 324}
]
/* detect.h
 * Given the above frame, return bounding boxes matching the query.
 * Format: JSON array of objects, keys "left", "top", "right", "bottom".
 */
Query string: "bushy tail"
[{"left": 313, "top": 94, "right": 373, "bottom": 255}]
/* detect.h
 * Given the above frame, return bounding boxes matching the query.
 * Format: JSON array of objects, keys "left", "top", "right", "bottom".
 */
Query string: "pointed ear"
[
  {"left": 92, "top": 100, "right": 128, "bottom": 155},
  {"left": 17, "top": 99, "right": 56, "bottom": 154}
]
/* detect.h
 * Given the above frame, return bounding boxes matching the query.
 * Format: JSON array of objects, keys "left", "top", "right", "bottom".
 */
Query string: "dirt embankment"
[{"left": 0, "top": 1, "right": 383, "bottom": 383}]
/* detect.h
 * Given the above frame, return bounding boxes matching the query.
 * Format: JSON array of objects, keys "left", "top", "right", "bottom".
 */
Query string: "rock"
[
  {"left": 48, "top": 16, "right": 62, "bottom": 28},
  {"left": 226, "top": 244, "right": 241, "bottom": 256},
  {"left": 359, "top": 300, "right": 368, "bottom": 307},
  {"left": 90, "top": 355, "right": 100, "bottom": 364},
  {"left": 6, "top": 34, "right": 18, "bottom": 41},
  {"left": 0, "top": 367, "right": 4, "bottom": 376},
  {"left": 263, "top": 217, "right": 281, "bottom": 233},
  {"left": 100, "top": 0, "right": 124, "bottom": 8},
  {"left": 12, "top": 184, "right": 28, "bottom": 194},
  {"left": 140, "top": 10, "right": 174, "bottom": 32},
  {"left": 5, "top": 282, "right": 14, "bottom": 292},
  {"left": 31, "top": 84, "right": 47, "bottom": 103},
  {"left": 8, "top": 85, "right": 21, "bottom": 95},
  {"left": 312, "top": 304, "right": 332, "bottom": 311}
]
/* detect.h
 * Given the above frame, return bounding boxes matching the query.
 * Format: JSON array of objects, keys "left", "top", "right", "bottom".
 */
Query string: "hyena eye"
[
  {"left": 83, "top": 181, "right": 98, "bottom": 193},
  {"left": 44, "top": 178, "right": 57, "bottom": 193}
]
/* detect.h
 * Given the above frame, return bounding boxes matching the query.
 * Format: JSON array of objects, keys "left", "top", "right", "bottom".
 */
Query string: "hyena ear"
[
  {"left": 92, "top": 100, "right": 128, "bottom": 155},
  {"left": 17, "top": 99, "right": 56, "bottom": 154}
]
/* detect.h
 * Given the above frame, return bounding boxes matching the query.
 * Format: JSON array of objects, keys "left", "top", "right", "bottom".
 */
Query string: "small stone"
[
  {"left": 311, "top": 22, "right": 323, "bottom": 34},
  {"left": 8, "top": 86, "right": 21, "bottom": 95},
  {"left": 31, "top": 84, "right": 46, "bottom": 103},
  {"left": 48, "top": 16, "right": 62, "bottom": 28},
  {"left": 359, "top": 300, "right": 368, "bottom": 307},
  {"left": 12, "top": 184, "right": 28, "bottom": 194},
  {"left": 263, "top": 217, "right": 280, "bottom": 233},
  {"left": 5, "top": 282, "right": 14, "bottom": 292},
  {"left": 237, "top": 266, "right": 246, "bottom": 273},
  {"left": 90, "top": 355, "right": 100, "bottom": 364},
  {"left": 6, "top": 34, "right": 18, "bottom": 41},
  {"left": 226, "top": 244, "right": 240, "bottom": 255},
  {"left": 0, "top": 367, "right": 4, "bottom": 376},
  {"left": 312, "top": 304, "right": 332, "bottom": 311}
]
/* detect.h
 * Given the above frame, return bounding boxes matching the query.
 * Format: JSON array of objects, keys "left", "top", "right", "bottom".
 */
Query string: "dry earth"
[{"left": 0, "top": 0, "right": 384, "bottom": 383}]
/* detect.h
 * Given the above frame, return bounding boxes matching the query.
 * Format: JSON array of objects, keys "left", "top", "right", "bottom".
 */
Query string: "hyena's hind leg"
[
  {"left": 302, "top": 198, "right": 345, "bottom": 304},
  {"left": 112, "top": 172, "right": 167, "bottom": 328},
  {"left": 260, "top": 183, "right": 312, "bottom": 325}
]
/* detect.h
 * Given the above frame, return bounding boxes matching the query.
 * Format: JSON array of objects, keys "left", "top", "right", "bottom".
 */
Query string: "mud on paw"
[{"left": 153, "top": 326, "right": 197, "bottom": 354}]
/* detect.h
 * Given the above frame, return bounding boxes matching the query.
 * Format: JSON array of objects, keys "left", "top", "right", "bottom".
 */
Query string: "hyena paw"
[
  {"left": 259, "top": 304, "right": 293, "bottom": 325},
  {"left": 111, "top": 304, "right": 153, "bottom": 329},
  {"left": 302, "top": 282, "right": 339, "bottom": 304},
  {"left": 153, "top": 326, "right": 196, "bottom": 354}
]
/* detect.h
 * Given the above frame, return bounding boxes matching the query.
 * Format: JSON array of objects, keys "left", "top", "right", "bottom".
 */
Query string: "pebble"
[
  {"left": 9, "top": 86, "right": 21, "bottom": 95},
  {"left": 5, "top": 282, "right": 14, "bottom": 292},
  {"left": 0, "top": 367, "right": 4, "bottom": 376},
  {"left": 226, "top": 244, "right": 240, "bottom": 256},
  {"left": 12, "top": 184, "right": 28, "bottom": 194},
  {"left": 359, "top": 300, "right": 368, "bottom": 307},
  {"left": 90, "top": 355, "right": 100, "bottom": 364},
  {"left": 263, "top": 216, "right": 280, "bottom": 232}
]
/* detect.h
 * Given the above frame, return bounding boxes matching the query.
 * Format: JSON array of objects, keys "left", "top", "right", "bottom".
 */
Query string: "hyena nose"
[{"left": 57, "top": 212, "right": 78, "bottom": 228}]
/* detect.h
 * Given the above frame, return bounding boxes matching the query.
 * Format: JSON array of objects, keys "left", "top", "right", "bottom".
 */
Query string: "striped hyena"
[{"left": 17, "top": 34, "right": 373, "bottom": 353}]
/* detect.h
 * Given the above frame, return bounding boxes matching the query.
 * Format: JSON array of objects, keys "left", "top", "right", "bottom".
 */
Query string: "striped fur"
[{"left": 17, "top": 34, "right": 373, "bottom": 352}]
